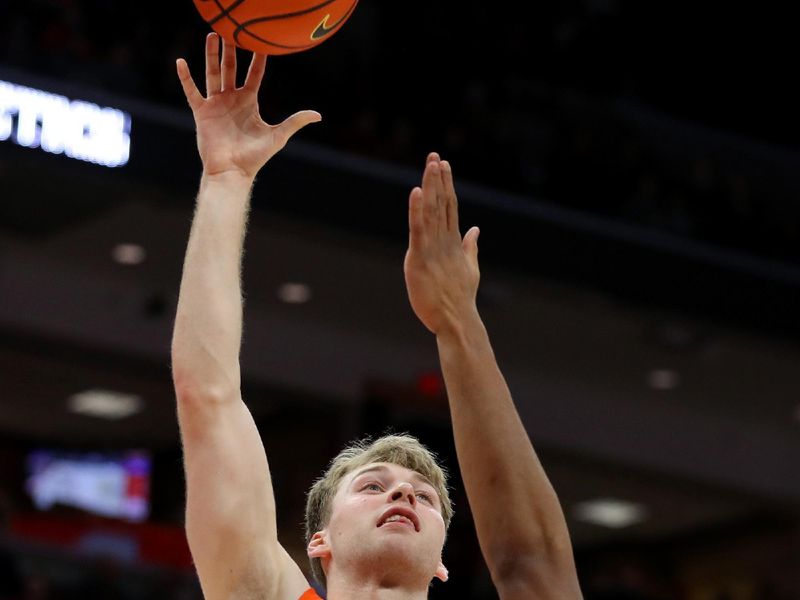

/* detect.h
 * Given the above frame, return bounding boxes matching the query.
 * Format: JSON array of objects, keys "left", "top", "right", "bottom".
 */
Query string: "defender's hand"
[
  {"left": 404, "top": 153, "right": 481, "bottom": 336},
  {"left": 176, "top": 33, "right": 320, "bottom": 180}
]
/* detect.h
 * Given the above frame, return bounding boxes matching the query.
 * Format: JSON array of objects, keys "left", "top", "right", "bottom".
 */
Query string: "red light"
[{"left": 416, "top": 372, "right": 443, "bottom": 398}]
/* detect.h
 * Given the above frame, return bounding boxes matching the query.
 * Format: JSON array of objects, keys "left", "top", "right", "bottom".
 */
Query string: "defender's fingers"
[
  {"left": 205, "top": 33, "right": 221, "bottom": 96},
  {"left": 421, "top": 159, "right": 440, "bottom": 229},
  {"left": 244, "top": 52, "right": 267, "bottom": 93},
  {"left": 408, "top": 186, "right": 425, "bottom": 245},
  {"left": 432, "top": 157, "right": 448, "bottom": 231},
  {"left": 441, "top": 161, "right": 459, "bottom": 233},
  {"left": 221, "top": 36, "right": 237, "bottom": 90},
  {"left": 176, "top": 59, "right": 204, "bottom": 111},
  {"left": 427, "top": 151, "right": 440, "bottom": 164}
]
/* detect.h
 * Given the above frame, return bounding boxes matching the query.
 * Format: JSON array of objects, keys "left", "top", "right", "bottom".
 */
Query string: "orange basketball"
[{"left": 192, "top": 0, "right": 359, "bottom": 55}]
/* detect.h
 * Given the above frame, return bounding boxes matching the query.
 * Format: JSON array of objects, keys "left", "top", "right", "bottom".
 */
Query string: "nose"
[{"left": 389, "top": 481, "right": 416, "bottom": 506}]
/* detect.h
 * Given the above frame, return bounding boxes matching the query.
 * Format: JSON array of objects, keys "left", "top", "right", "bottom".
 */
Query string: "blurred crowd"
[{"left": 1, "top": 0, "right": 798, "bottom": 263}]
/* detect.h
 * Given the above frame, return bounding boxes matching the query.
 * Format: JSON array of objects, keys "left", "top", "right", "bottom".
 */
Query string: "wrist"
[
  {"left": 201, "top": 169, "right": 256, "bottom": 189},
  {"left": 199, "top": 171, "right": 256, "bottom": 207},
  {"left": 435, "top": 306, "right": 486, "bottom": 349}
]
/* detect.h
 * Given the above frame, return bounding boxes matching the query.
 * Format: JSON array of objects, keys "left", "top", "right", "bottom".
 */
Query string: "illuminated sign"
[
  {"left": 0, "top": 79, "right": 131, "bottom": 167},
  {"left": 27, "top": 449, "right": 150, "bottom": 522}
]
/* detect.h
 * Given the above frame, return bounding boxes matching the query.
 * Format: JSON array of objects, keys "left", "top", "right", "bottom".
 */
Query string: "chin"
[{"left": 357, "top": 535, "right": 439, "bottom": 581}]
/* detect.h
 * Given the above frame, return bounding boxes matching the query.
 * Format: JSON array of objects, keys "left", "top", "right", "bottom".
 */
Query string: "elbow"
[
  {"left": 488, "top": 551, "right": 540, "bottom": 588},
  {"left": 487, "top": 538, "right": 579, "bottom": 599},
  {"left": 171, "top": 337, "right": 240, "bottom": 406},
  {"left": 491, "top": 558, "right": 579, "bottom": 600},
  {"left": 171, "top": 361, "right": 201, "bottom": 402},
  {"left": 170, "top": 340, "right": 194, "bottom": 396},
  {"left": 172, "top": 364, "right": 238, "bottom": 407}
]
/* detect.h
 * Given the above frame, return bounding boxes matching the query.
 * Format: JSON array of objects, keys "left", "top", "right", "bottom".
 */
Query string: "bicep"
[{"left": 177, "top": 392, "right": 307, "bottom": 600}]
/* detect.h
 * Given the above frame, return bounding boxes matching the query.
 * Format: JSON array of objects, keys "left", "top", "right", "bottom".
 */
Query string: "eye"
[
  {"left": 362, "top": 482, "right": 383, "bottom": 492},
  {"left": 415, "top": 491, "right": 433, "bottom": 504}
]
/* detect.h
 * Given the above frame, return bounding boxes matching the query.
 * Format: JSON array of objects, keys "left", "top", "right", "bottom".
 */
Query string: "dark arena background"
[{"left": 0, "top": 2, "right": 798, "bottom": 599}]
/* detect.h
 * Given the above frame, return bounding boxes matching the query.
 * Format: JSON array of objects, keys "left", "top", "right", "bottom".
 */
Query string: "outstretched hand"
[
  {"left": 176, "top": 33, "right": 321, "bottom": 180},
  {"left": 404, "top": 153, "right": 481, "bottom": 336}
]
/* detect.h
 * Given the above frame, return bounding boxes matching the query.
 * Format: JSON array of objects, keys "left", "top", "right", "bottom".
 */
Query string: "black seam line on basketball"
[
  {"left": 310, "top": 0, "right": 358, "bottom": 40},
  {"left": 207, "top": 0, "right": 248, "bottom": 27},
  {"left": 207, "top": 0, "right": 242, "bottom": 33},
  {"left": 207, "top": 0, "right": 250, "bottom": 40},
  {"left": 212, "top": 0, "right": 342, "bottom": 31},
  {"left": 202, "top": 2, "right": 302, "bottom": 58},
  {"left": 235, "top": 28, "right": 318, "bottom": 51},
  {"left": 232, "top": 0, "right": 355, "bottom": 49},
  {"left": 205, "top": 0, "right": 342, "bottom": 50},
  {"left": 242, "top": 0, "right": 342, "bottom": 23},
  {"left": 231, "top": 0, "right": 350, "bottom": 50}
]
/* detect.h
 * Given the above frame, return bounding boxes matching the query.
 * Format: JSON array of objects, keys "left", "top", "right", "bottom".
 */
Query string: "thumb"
[
  {"left": 462, "top": 226, "right": 480, "bottom": 264},
  {"left": 276, "top": 110, "right": 322, "bottom": 142}
]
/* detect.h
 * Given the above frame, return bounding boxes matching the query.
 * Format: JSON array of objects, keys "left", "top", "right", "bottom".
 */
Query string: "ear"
[
  {"left": 307, "top": 531, "right": 331, "bottom": 559},
  {"left": 434, "top": 560, "right": 449, "bottom": 583}
]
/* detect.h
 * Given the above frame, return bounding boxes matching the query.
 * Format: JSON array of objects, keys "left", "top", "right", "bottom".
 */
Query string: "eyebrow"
[{"left": 351, "top": 464, "right": 437, "bottom": 491}]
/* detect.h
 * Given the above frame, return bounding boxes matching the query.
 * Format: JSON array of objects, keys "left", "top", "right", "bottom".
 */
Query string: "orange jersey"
[{"left": 299, "top": 589, "right": 323, "bottom": 600}]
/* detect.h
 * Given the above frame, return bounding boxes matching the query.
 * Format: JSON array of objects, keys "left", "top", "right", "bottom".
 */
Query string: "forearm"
[
  {"left": 172, "top": 171, "right": 254, "bottom": 398},
  {"left": 437, "top": 312, "right": 575, "bottom": 577}
]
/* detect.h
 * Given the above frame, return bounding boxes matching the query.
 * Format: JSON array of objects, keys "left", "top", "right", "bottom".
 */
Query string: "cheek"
[
  {"left": 330, "top": 496, "right": 376, "bottom": 533},
  {"left": 423, "top": 507, "right": 446, "bottom": 538}
]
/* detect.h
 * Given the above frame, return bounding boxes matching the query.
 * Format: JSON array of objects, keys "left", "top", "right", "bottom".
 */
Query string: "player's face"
[{"left": 310, "top": 461, "right": 448, "bottom": 585}]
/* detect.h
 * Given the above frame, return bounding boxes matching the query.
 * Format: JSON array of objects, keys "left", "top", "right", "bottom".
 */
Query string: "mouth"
[{"left": 377, "top": 509, "right": 420, "bottom": 532}]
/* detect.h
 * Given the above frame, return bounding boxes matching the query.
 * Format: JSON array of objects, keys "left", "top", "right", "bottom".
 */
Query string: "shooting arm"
[
  {"left": 173, "top": 173, "right": 306, "bottom": 600},
  {"left": 171, "top": 34, "right": 315, "bottom": 600}
]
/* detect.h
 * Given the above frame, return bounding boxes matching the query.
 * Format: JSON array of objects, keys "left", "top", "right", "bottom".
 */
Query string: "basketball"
[{"left": 192, "top": 0, "right": 359, "bottom": 55}]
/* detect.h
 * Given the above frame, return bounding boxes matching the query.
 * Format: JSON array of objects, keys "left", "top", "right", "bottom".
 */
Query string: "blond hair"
[{"left": 304, "top": 434, "right": 453, "bottom": 588}]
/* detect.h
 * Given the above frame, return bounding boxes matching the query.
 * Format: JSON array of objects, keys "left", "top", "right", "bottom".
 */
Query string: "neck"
[{"left": 324, "top": 571, "right": 430, "bottom": 600}]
